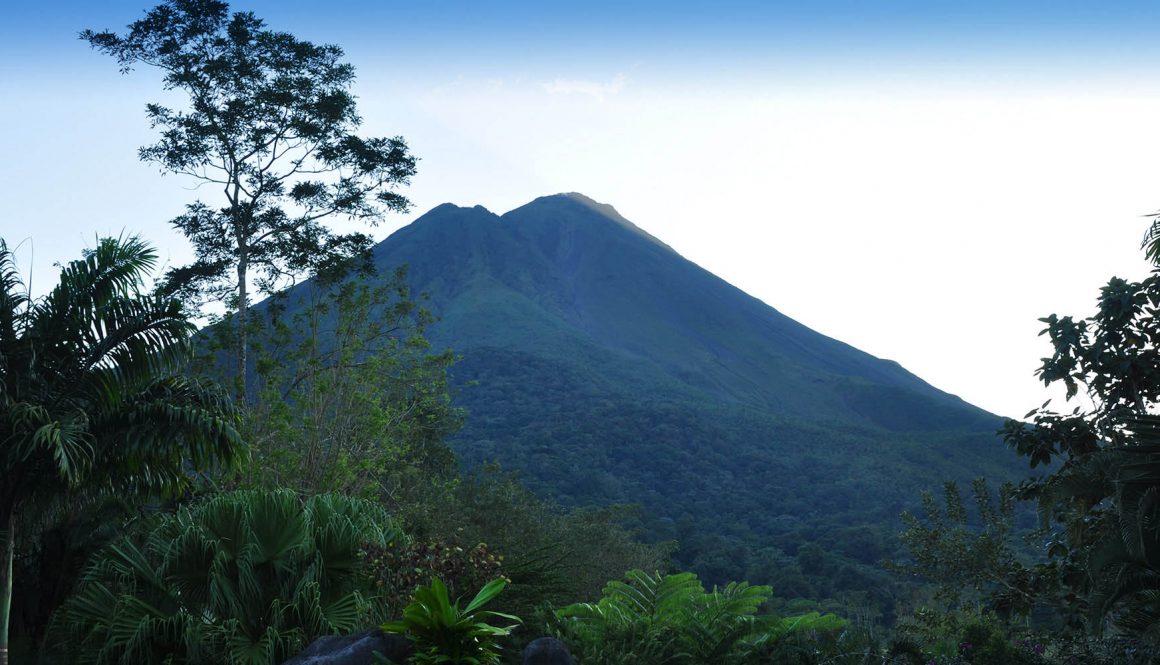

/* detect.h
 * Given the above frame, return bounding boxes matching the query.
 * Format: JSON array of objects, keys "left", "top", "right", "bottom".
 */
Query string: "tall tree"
[
  {"left": 1003, "top": 245, "right": 1160, "bottom": 637},
  {"left": 83, "top": 0, "right": 417, "bottom": 400},
  {"left": 0, "top": 236, "right": 244, "bottom": 665}
]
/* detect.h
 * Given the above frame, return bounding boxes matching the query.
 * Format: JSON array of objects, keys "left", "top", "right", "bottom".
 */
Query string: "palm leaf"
[
  {"left": 58, "top": 490, "right": 387, "bottom": 664},
  {"left": 463, "top": 578, "right": 508, "bottom": 615},
  {"left": 1144, "top": 217, "right": 1160, "bottom": 264}
]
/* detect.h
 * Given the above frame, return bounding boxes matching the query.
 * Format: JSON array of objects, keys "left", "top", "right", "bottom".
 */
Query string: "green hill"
[{"left": 280, "top": 193, "right": 1025, "bottom": 616}]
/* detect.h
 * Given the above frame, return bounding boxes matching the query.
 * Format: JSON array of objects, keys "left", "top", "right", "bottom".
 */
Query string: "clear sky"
[{"left": 4, "top": 1, "right": 1160, "bottom": 419}]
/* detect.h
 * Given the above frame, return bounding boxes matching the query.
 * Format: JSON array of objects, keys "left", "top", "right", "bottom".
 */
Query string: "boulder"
[
  {"left": 281, "top": 628, "right": 413, "bottom": 665},
  {"left": 521, "top": 637, "right": 575, "bottom": 665}
]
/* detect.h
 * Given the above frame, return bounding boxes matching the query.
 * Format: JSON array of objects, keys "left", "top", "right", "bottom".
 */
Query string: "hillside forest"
[{"left": 4, "top": 2, "right": 1160, "bottom": 664}]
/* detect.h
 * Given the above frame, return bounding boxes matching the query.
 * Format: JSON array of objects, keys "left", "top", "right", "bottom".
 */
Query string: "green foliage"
[
  {"left": 0, "top": 235, "right": 243, "bottom": 498},
  {"left": 892, "top": 478, "right": 1040, "bottom": 614},
  {"left": 0, "top": 236, "right": 243, "bottom": 660},
  {"left": 57, "top": 490, "right": 400, "bottom": 665},
  {"left": 84, "top": 0, "right": 417, "bottom": 399},
  {"left": 380, "top": 577, "right": 520, "bottom": 665},
  {"left": 551, "top": 569, "right": 846, "bottom": 665},
  {"left": 446, "top": 344, "right": 1013, "bottom": 620},
  {"left": 1040, "top": 634, "right": 1156, "bottom": 664},
  {"left": 225, "top": 272, "right": 461, "bottom": 500},
  {"left": 8, "top": 495, "right": 137, "bottom": 658},
  {"left": 892, "top": 608, "right": 1033, "bottom": 665},
  {"left": 1078, "top": 416, "right": 1160, "bottom": 639},
  {"left": 745, "top": 612, "right": 861, "bottom": 665},
  {"left": 890, "top": 606, "right": 1160, "bottom": 664},
  {"left": 554, "top": 570, "right": 718, "bottom": 665},
  {"left": 398, "top": 467, "right": 674, "bottom": 618},
  {"left": 332, "top": 194, "right": 1023, "bottom": 623},
  {"left": 362, "top": 540, "right": 504, "bottom": 616},
  {"left": 1002, "top": 259, "right": 1160, "bottom": 640},
  {"left": 957, "top": 620, "right": 1039, "bottom": 664}
]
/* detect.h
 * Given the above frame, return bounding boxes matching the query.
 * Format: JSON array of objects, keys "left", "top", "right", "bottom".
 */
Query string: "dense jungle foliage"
[
  {"left": 6, "top": 1, "right": 1160, "bottom": 663},
  {"left": 447, "top": 345, "right": 1022, "bottom": 620}
]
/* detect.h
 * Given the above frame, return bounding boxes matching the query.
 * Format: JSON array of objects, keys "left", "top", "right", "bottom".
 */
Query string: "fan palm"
[
  {"left": 1144, "top": 217, "right": 1160, "bottom": 265},
  {"left": 60, "top": 490, "right": 398, "bottom": 665},
  {"left": 0, "top": 236, "right": 244, "bottom": 665}
]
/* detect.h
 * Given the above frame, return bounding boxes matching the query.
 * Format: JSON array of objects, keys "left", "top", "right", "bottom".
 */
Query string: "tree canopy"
[
  {"left": 83, "top": 0, "right": 417, "bottom": 398},
  {"left": 1002, "top": 247, "right": 1160, "bottom": 638}
]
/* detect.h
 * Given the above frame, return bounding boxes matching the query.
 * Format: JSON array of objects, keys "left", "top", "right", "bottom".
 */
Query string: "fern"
[{"left": 554, "top": 569, "right": 843, "bottom": 665}]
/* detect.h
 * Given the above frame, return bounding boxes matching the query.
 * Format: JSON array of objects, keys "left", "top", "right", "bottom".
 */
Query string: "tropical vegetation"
[
  {"left": 552, "top": 569, "right": 847, "bottom": 665},
  {"left": 57, "top": 490, "right": 399, "bottom": 665},
  {"left": 381, "top": 578, "right": 519, "bottom": 665},
  {"left": 0, "top": 236, "right": 243, "bottom": 664},
  {"left": 999, "top": 258, "right": 1160, "bottom": 639},
  {"left": 371, "top": 193, "right": 1023, "bottom": 622},
  {"left": 215, "top": 270, "right": 462, "bottom": 500},
  {"left": 9, "top": 1, "right": 1160, "bottom": 664}
]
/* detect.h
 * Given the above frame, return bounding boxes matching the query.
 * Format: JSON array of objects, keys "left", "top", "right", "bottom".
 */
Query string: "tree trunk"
[
  {"left": 237, "top": 255, "right": 249, "bottom": 404},
  {"left": 0, "top": 506, "right": 15, "bottom": 665}
]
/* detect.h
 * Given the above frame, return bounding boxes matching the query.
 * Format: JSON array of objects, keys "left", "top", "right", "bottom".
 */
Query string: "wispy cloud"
[{"left": 540, "top": 74, "right": 628, "bottom": 101}]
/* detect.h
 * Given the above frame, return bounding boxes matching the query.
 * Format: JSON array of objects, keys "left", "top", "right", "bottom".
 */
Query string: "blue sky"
[
  {"left": 9, "top": 2, "right": 1160, "bottom": 74},
  {"left": 3, "top": 1, "right": 1160, "bottom": 419}
]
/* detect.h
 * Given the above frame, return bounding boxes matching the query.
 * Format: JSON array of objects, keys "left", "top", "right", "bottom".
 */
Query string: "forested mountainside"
[{"left": 322, "top": 193, "right": 1018, "bottom": 614}]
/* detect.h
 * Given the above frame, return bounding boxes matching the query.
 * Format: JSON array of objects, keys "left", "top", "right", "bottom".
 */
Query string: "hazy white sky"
[{"left": 3, "top": 1, "right": 1160, "bottom": 419}]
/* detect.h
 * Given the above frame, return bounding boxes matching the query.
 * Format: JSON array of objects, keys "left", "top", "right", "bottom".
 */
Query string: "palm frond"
[
  {"left": 56, "top": 490, "right": 388, "bottom": 665},
  {"left": 1144, "top": 217, "right": 1160, "bottom": 265},
  {"left": 2, "top": 235, "right": 242, "bottom": 497},
  {"left": 0, "top": 239, "right": 30, "bottom": 374}
]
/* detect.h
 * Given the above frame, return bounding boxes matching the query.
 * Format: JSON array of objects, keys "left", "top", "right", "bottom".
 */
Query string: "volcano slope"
[{"left": 294, "top": 193, "right": 1023, "bottom": 612}]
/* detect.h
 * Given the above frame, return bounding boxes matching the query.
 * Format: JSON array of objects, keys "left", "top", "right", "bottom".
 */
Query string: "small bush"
[
  {"left": 362, "top": 539, "right": 505, "bottom": 614},
  {"left": 381, "top": 577, "right": 520, "bottom": 665}
]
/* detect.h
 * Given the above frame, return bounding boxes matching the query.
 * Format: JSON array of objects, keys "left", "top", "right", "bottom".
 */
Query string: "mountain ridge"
[{"left": 372, "top": 192, "right": 993, "bottom": 431}]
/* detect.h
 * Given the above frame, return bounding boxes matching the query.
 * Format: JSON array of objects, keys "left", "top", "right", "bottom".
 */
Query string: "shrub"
[
  {"left": 362, "top": 539, "right": 504, "bottom": 614},
  {"left": 56, "top": 490, "right": 401, "bottom": 665},
  {"left": 380, "top": 577, "right": 520, "bottom": 665}
]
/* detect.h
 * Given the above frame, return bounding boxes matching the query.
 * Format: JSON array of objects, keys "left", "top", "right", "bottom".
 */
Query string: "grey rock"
[
  {"left": 281, "top": 628, "right": 412, "bottom": 665},
  {"left": 521, "top": 637, "right": 574, "bottom": 665}
]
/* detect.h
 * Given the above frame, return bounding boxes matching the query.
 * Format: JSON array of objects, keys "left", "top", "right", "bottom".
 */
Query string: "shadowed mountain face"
[
  {"left": 328, "top": 193, "right": 1018, "bottom": 601},
  {"left": 373, "top": 192, "right": 994, "bottom": 432}
]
